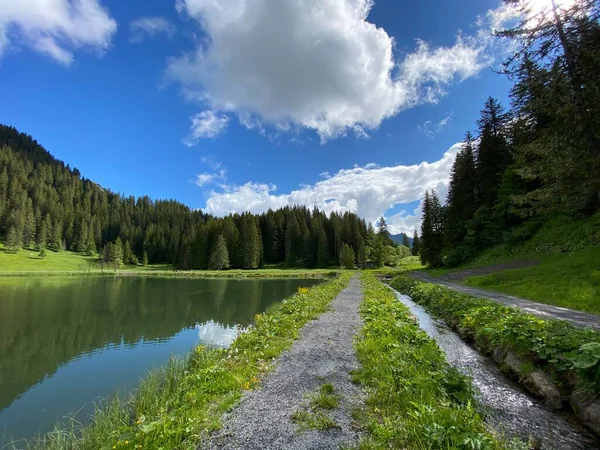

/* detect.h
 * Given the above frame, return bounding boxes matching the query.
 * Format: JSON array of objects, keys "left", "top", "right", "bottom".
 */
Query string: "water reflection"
[{"left": 0, "top": 276, "right": 321, "bottom": 440}]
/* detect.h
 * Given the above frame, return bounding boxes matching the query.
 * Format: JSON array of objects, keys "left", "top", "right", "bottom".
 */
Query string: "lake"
[{"left": 0, "top": 276, "right": 322, "bottom": 440}]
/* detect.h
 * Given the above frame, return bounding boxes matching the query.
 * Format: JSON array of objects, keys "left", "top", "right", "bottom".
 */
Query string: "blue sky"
[{"left": 0, "top": 0, "right": 519, "bottom": 233}]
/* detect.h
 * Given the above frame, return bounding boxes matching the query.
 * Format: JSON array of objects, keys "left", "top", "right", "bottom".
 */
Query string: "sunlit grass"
[{"left": 353, "top": 273, "right": 512, "bottom": 449}]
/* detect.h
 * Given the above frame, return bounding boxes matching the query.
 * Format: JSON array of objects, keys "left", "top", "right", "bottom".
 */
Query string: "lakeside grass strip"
[
  {"left": 17, "top": 273, "right": 352, "bottom": 450},
  {"left": 353, "top": 272, "right": 504, "bottom": 449},
  {"left": 0, "top": 269, "right": 340, "bottom": 279},
  {"left": 390, "top": 277, "right": 600, "bottom": 396}
]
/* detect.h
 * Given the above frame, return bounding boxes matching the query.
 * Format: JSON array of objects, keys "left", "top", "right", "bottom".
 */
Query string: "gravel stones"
[{"left": 203, "top": 276, "right": 364, "bottom": 450}]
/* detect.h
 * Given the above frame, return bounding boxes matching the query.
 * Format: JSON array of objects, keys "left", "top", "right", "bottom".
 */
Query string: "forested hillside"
[
  {"left": 420, "top": 0, "right": 600, "bottom": 267},
  {"left": 0, "top": 125, "right": 401, "bottom": 269}
]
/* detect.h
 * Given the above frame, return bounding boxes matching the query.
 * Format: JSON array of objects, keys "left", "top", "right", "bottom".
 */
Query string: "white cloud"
[
  {"left": 196, "top": 169, "right": 226, "bottom": 187},
  {"left": 184, "top": 111, "right": 229, "bottom": 145},
  {"left": 130, "top": 17, "right": 176, "bottom": 43},
  {"left": 169, "top": 0, "right": 491, "bottom": 143},
  {"left": 418, "top": 112, "right": 453, "bottom": 139},
  {"left": 0, "top": 0, "right": 117, "bottom": 65},
  {"left": 202, "top": 142, "right": 460, "bottom": 234},
  {"left": 200, "top": 155, "right": 223, "bottom": 170}
]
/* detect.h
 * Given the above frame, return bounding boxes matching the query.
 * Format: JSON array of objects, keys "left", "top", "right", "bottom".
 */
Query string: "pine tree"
[
  {"left": 476, "top": 98, "right": 510, "bottom": 209},
  {"left": 123, "top": 240, "right": 133, "bottom": 265},
  {"left": 22, "top": 204, "right": 36, "bottom": 249},
  {"left": 401, "top": 233, "right": 410, "bottom": 248},
  {"left": 111, "top": 237, "right": 124, "bottom": 269},
  {"left": 420, "top": 190, "right": 444, "bottom": 267},
  {"left": 209, "top": 234, "right": 230, "bottom": 270},
  {"left": 142, "top": 250, "right": 148, "bottom": 266},
  {"left": 357, "top": 241, "right": 367, "bottom": 268},
  {"left": 376, "top": 216, "right": 392, "bottom": 245},
  {"left": 411, "top": 230, "right": 420, "bottom": 256},
  {"left": 5, "top": 226, "right": 21, "bottom": 253},
  {"left": 339, "top": 243, "right": 355, "bottom": 269},
  {"left": 316, "top": 225, "right": 329, "bottom": 268},
  {"left": 51, "top": 220, "right": 62, "bottom": 251},
  {"left": 85, "top": 226, "right": 96, "bottom": 256},
  {"left": 445, "top": 131, "right": 478, "bottom": 249},
  {"left": 240, "top": 214, "right": 261, "bottom": 269}
]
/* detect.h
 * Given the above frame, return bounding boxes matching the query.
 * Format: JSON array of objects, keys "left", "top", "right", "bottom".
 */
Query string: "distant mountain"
[{"left": 391, "top": 233, "right": 412, "bottom": 247}]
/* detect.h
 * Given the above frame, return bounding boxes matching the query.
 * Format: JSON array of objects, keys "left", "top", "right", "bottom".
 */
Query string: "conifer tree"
[
  {"left": 142, "top": 250, "right": 148, "bottom": 266},
  {"left": 209, "top": 234, "right": 230, "bottom": 270},
  {"left": 411, "top": 230, "right": 420, "bottom": 256},
  {"left": 339, "top": 243, "right": 355, "bottom": 269},
  {"left": 401, "top": 233, "right": 410, "bottom": 248},
  {"left": 445, "top": 131, "right": 478, "bottom": 249},
  {"left": 22, "top": 204, "right": 36, "bottom": 249},
  {"left": 316, "top": 226, "right": 329, "bottom": 268},
  {"left": 123, "top": 240, "right": 133, "bottom": 265},
  {"left": 420, "top": 190, "right": 444, "bottom": 267},
  {"left": 6, "top": 226, "right": 21, "bottom": 252},
  {"left": 357, "top": 241, "right": 367, "bottom": 268},
  {"left": 240, "top": 214, "right": 261, "bottom": 269}
]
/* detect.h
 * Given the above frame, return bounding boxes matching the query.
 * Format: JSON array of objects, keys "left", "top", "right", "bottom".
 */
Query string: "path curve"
[
  {"left": 203, "top": 276, "right": 364, "bottom": 450},
  {"left": 410, "top": 272, "right": 600, "bottom": 330}
]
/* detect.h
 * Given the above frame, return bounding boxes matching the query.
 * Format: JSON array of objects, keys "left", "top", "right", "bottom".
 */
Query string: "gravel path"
[
  {"left": 203, "top": 276, "right": 364, "bottom": 450},
  {"left": 410, "top": 272, "right": 600, "bottom": 330}
]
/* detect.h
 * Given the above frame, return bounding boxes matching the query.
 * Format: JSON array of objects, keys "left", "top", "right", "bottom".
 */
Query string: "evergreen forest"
[
  {"left": 420, "top": 0, "right": 600, "bottom": 267},
  {"left": 0, "top": 125, "right": 405, "bottom": 270}
]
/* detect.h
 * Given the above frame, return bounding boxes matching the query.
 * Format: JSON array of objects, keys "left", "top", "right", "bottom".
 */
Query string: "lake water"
[{"left": 0, "top": 276, "right": 322, "bottom": 440}]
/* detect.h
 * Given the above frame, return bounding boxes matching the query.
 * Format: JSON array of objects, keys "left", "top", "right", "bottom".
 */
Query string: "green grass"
[
  {"left": 0, "top": 244, "right": 340, "bottom": 279},
  {"left": 353, "top": 272, "right": 511, "bottom": 449},
  {"left": 391, "top": 276, "right": 600, "bottom": 396},
  {"left": 291, "top": 383, "right": 341, "bottom": 432},
  {"left": 7, "top": 273, "right": 353, "bottom": 450},
  {"left": 418, "top": 212, "right": 600, "bottom": 314},
  {"left": 290, "top": 410, "right": 340, "bottom": 432},
  {"left": 463, "top": 247, "right": 600, "bottom": 314},
  {"left": 310, "top": 383, "right": 339, "bottom": 410}
]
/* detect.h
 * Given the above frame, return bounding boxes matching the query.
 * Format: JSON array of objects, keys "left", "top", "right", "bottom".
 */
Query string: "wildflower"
[{"left": 125, "top": 441, "right": 129, "bottom": 444}]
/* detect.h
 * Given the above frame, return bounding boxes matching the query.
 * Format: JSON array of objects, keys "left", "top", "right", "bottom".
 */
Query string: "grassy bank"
[
  {"left": 423, "top": 212, "right": 600, "bottom": 314},
  {"left": 462, "top": 247, "right": 600, "bottom": 314},
  {"left": 12, "top": 273, "right": 352, "bottom": 450},
  {"left": 391, "top": 277, "right": 600, "bottom": 397},
  {"left": 352, "top": 273, "right": 508, "bottom": 449}
]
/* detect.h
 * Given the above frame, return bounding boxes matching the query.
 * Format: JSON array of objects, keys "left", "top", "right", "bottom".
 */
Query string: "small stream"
[{"left": 391, "top": 289, "right": 599, "bottom": 450}]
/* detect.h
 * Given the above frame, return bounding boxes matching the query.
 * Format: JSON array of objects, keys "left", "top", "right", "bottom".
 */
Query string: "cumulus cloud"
[
  {"left": 170, "top": 0, "right": 491, "bottom": 143},
  {"left": 196, "top": 169, "right": 226, "bottom": 187},
  {"left": 202, "top": 142, "right": 461, "bottom": 234},
  {"left": 184, "top": 111, "right": 229, "bottom": 145},
  {"left": 130, "top": 17, "right": 176, "bottom": 43},
  {"left": 0, "top": 0, "right": 117, "bottom": 65},
  {"left": 418, "top": 112, "right": 453, "bottom": 139}
]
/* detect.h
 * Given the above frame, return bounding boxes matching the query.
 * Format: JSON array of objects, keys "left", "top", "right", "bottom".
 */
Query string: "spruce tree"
[
  {"left": 123, "top": 240, "right": 133, "bottom": 265},
  {"left": 445, "top": 131, "right": 478, "bottom": 250},
  {"left": 339, "top": 243, "right": 355, "bottom": 269},
  {"left": 420, "top": 190, "right": 444, "bottom": 267},
  {"left": 357, "top": 242, "right": 367, "bottom": 268},
  {"left": 401, "top": 233, "right": 410, "bottom": 248},
  {"left": 142, "top": 250, "right": 149, "bottom": 266},
  {"left": 209, "top": 234, "right": 230, "bottom": 270},
  {"left": 22, "top": 204, "right": 36, "bottom": 249},
  {"left": 316, "top": 225, "right": 329, "bottom": 268},
  {"left": 5, "top": 226, "right": 21, "bottom": 253},
  {"left": 240, "top": 214, "right": 261, "bottom": 269},
  {"left": 411, "top": 230, "right": 420, "bottom": 256}
]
